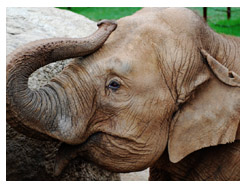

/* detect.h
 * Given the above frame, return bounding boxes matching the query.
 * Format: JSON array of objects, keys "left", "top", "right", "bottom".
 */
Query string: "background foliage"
[{"left": 57, "top": 7, "right": 240, "bottom": 36}]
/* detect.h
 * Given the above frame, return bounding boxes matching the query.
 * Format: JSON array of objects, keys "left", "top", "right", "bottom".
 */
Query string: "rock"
[{"left": 6, "top": 7, "right": 120, "bottom": 181}]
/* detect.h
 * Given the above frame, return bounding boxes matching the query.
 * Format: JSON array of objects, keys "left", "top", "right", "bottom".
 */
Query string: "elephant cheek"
[{"left": 79, "top": 131, "right": 168, "bottom": 173}]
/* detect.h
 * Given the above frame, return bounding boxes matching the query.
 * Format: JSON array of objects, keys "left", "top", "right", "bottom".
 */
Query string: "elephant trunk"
[{"left": 6, "top": 20, "right": 117, "bottom": 143}]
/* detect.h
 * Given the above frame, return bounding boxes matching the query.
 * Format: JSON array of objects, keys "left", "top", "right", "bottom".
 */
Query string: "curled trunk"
[{"left": 6, "top": 20, "right": 117, "bottom": 144}]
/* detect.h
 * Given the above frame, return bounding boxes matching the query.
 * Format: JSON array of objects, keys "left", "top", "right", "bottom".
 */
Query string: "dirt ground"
[{"left": 120, "top": 168, "right": 149, "bottom": 181}]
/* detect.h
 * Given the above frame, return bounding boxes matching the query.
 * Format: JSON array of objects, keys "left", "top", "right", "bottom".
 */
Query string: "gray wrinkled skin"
[{"left": 6, "top": 7, "right": 120, "bottom": 181}]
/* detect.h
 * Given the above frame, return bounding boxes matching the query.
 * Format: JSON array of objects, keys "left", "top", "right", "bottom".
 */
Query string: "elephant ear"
[{"left": 168, "top": 49, "right": 240, "bottom": 163}]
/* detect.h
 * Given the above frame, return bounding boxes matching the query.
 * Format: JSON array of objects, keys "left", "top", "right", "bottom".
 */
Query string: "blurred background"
[{"left": 57, "top": 7, "right": 240, "bottom": 37}]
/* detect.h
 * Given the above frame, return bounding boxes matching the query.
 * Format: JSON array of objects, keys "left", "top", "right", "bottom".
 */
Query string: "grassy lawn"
[
  {"left": 57, "top": 7, "right": 240, "bottom": 36},
  {"left": 189, "top": 7, "right": 240, "bottom": 36},
  {"left": 58, "top": 7, "right": 142, "bottom": 20}
]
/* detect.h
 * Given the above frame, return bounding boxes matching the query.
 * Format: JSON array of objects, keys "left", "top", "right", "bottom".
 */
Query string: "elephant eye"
[{"left": 108, "top": 80, "right": 120, "bottom": 91}]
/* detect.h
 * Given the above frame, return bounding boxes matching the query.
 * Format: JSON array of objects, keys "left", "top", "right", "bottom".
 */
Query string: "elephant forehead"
[
  {"left": 136, "top": 7, "right": 201, "bottom": 32},
  {"left": 113, "top": 7, "right": 200, "bottom": 46},
  {"left": 102, "top": 55, "right": 160, "bottom": 83},
  {"left": 104, "top": 57, "right": 132, "bottom": 75}
]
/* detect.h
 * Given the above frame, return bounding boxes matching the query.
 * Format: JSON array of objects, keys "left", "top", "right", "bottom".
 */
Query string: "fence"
[
  {"left": 202, "top": 7, "right": 240, "bottom": 28},
  {"left": 203, "top": 7, "right": 232, "bottom": 21}
]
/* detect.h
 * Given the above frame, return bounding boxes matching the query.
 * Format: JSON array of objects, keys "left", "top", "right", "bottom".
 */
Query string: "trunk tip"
[{"left": 97, "top": 20, "right": 117, "bottom": 31}]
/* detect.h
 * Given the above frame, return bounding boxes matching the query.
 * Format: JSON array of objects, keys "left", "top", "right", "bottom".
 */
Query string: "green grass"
[
  {"left": 58, "top": 7, "right": 142, "bottom": 21},
  {"left": 57, "top": 7, "right": 240, "bottom": 36},
  {"left": 189, "top": 7, "right": 240, "bottom": 36}
]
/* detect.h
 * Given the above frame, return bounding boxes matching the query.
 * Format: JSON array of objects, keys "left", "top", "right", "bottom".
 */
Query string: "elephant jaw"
[{"left": 54, "top": 123, "right": 169, "bottom": 175}]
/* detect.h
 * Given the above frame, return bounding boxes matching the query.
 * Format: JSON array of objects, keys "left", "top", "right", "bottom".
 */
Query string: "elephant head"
[{"left": 6, "top": 8, "right": 240, "bottom": 175}]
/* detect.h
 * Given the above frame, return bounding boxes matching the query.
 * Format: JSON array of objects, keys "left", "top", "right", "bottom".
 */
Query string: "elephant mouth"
[
  {"left": 54, "top": 130, "right": 158, "bottom": 175},
  {"left": 54, "top": 121, "right": 169, "bottom": 175}
]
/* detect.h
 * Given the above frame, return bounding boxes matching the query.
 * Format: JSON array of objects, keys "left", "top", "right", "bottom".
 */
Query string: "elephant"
[{"left": 6, "top": 8, "right": 240, "bottom": 180}]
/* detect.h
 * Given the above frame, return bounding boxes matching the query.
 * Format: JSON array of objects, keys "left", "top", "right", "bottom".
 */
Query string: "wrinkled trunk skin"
[
  {"left": 6, "top": 20, "right": 117, "bottom": 144},
  {"left": 6, "top": 7, "right": 120, "bottom": 181}
]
